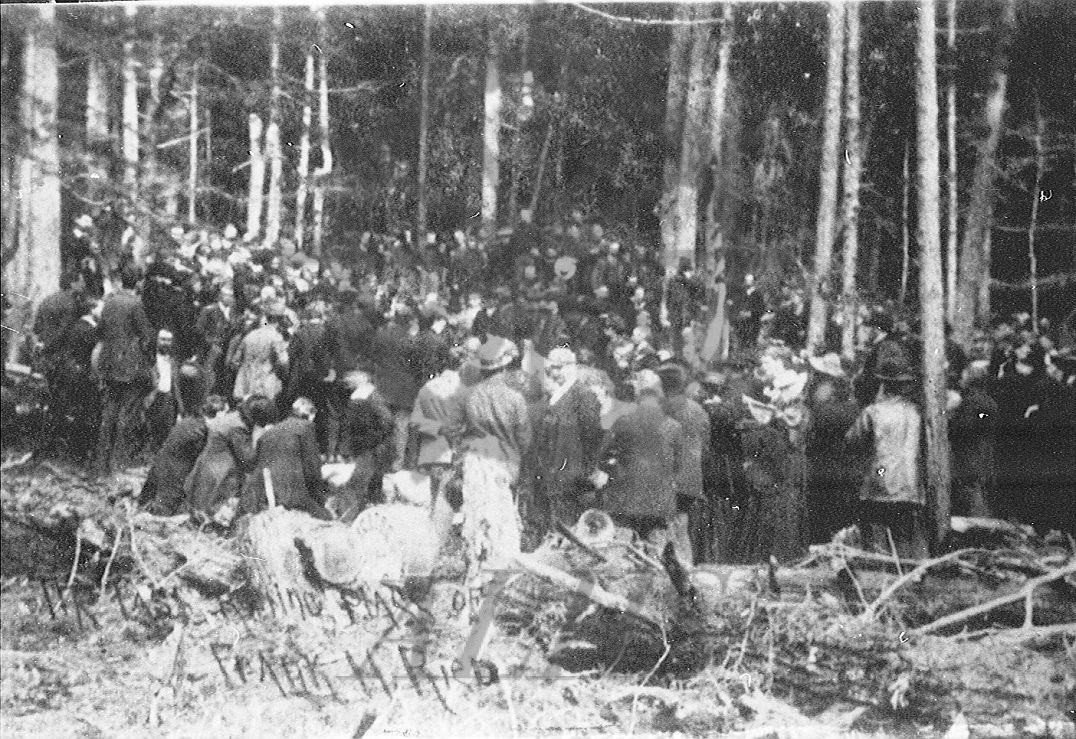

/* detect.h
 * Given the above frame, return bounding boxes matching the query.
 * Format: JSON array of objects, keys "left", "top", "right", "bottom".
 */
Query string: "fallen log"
[{"left": 912, "top": 561, "right": 1076, "bottom": 635}]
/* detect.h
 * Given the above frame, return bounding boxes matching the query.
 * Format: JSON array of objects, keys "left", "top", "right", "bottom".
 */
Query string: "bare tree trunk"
[
  {"left": 507, "top": 16, "right": 529, "bottom": 226},
  {"left": 294, "top": 47, "right": 314, "bottom": 250},
  {"left": 6, "top": 4, "right": 61, "bottom": 354},
  {"left": 121, "top": 4, "right": 140, "bottom": 208},
  {"left": 977, "top": 222, "right": 992, "bottom": 325},
  {"left": 952, "top": 0, "right": 1016, "bottom": 345},
  {"left": 415, "top": 4, "right": 433, "bottom": 242},
  {"left": 701, "top": 2, "right": 735, "bottom": 366},
  {"left": 481, "top": 33, "right": 501, "bottom": 234},
  {"left": 85, "top": 55, "right": 109, "bottom": 146},
  {"left": 1028, "top": 91, "right": 1045, "bottom": 332},
  {"left": 914, "top": 0, "right": 951, "bottom": 551},
  {"left": 839, "top": 1, "right": 862, "bottom": 361},
  {"left": 188, "top": 68, "right": 199, "bottom": 224},
  {"left": 528, "top": 121, "right": 555, "bottom": 216},
  {"left": 659, "top": 4, "right": 694, "bottom": 267},
  {"left": 805, "top": 0, "right": 846, "bottom": 353},
  {"left": 140, "top": 30, "right": 163, "bottom": 254},
  {"left": 900, "top": 141, "right": 911, "bottom": 303},
  {"left": 263, "top": 7, "right": 283, "bottom": 247},
  {"left": 311, "top": 7, "right": 331, "bottom": 258},
  {"left": 672, "top": 14, "right": 714, "bottom": 270},
  {"left": 245, "top": 113, "right": 265, "bottom": 242},
  {"left": 944, "top": 0, "right": 959, "bottom": 322}
]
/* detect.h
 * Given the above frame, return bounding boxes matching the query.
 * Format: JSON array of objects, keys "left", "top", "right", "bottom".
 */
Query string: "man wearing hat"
[
  {"left": 844, "top": 355, "right": 928, "bottom": 558},
  {"left": 464, "top": 336, "right": 532, "bottom": 464},
  {"left": 531, "top": 347, "right": 604, "bottom": 532},
  {"left": 657, "top": 361, "right": 711, "bottom": 565},
  {"left": 805, "top": 352, "right": 860, "bottom": 543}
]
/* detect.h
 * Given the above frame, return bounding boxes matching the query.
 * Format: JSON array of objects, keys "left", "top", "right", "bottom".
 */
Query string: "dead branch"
[
  {"left": 913, "top": 561, "right": 1076, "bottom": 635},
  {"left": 862, "top": 548, "right": 984, "bottom": 621},
  {"left": 510, "top": 553, "right": 664, "bottom": 631}
]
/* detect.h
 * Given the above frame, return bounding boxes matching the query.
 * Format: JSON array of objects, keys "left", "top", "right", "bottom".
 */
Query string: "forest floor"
[{"left": 1, "top": 460, "right": 1073, "bottom": 739}]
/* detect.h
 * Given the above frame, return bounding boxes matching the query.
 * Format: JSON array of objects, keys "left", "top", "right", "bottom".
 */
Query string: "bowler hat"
[{"left": 477, "top": 336, "right": 519, "bottom": 371}]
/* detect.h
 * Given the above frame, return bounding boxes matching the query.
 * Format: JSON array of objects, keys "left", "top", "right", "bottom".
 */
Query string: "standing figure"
[
  {"left": 844, "top": 357, "right": 928, "bottom": 558},
  {"left": 94, "top": 266, "right": 154, "bottom": 476},
  {"left": 460, "top": 336, "right": 532, "bottom": 573},
  {"left": 593, "top": 370, "right": 683, "bottom": 553},
  {"left": 142, "top": 329, "right": 185, "bottom": 452},
  {"left": 232, "top": 312, "right": 289, "bottom": 406},
  {"left": 531, "top": 347, "right": 604, "bottom": 533},
  {"left": 338, "top": 371, "right": 397, "bottom": 521}
]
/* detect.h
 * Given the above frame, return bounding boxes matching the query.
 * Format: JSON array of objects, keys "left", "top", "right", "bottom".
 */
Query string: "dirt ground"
[{"left": 1, "top": 463, "right": 1074, "bottom": 738}]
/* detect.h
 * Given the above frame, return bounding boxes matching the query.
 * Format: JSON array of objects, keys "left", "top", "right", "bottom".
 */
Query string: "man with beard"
[{"left": 531, "top": 347, "right": 604, "bottom": 533}]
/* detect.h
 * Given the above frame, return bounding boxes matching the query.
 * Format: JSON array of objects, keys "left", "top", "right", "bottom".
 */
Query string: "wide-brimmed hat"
[
  {"left": 477, "top": 335, "right": 519, "bottom": 371},
  {"left": 874, "top": 357, "right": 915, "bottom": 382},
  {"left": 808, "top": 352, "right": 845, "bottom": 378}
]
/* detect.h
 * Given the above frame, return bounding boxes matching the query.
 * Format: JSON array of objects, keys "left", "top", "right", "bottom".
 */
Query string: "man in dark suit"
[
  {"left": 241, "top": 398, "right": 330, "bottom": 519},
  {"left": 658, "top": 362, "right": 712, "bottom": 566},
  {"left": 139, "top": 396, "right": 224, "bottom": 516},
  {"left": 94, "top": 265, "right": 154, "bottom": 476},
  {"left": 32, "top": 267, "right": 87, "bottom": 451},
  {"left": 531, "top": 347, "right": 604, "bottom": 532},
  {"left": 593, "top": 369, "right": 683, "bottom": 550},
  {"left": 285, "top": 301, "right": 340, "bottom": 455},
  {"left": 194, "top": 283, "right": 237, "bottom": 395}
]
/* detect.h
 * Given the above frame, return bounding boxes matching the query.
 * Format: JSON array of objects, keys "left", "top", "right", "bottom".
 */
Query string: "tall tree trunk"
[
  {"left": 121, "top": 4, "right": 140, "bottom": 209},
  {"left": 140, "top": 30, "right": 163, "bottom": 255},
  {"left": 1028, "top": 91, "right": 1045, "bottom": 332},
  {"left": 805, "top": 0, "right": 846, "bottom": 353},
  {"left": 264, "top": 7, "right": 283, "bottom": 247},
  {"left": 914, "top": 0, "right": 951, "bottom": 551},
  {"left": 7, "top": 4, "right": 61, "bottom": 356},
  {"left": 900, "top": 141, "right": 911, "bottom": 303},
  {"left": 507, "top": 15, "right": 530, "bottom": 226},
  {"left": 528, "top": 121, "right": 555, "bottom": 216},
  {"left": 659, "top": 4, "right": 694, "bottom": 266},
  {"left": 415, "top": 4, "right": 433, "bottom": 242},
  {"left": 245, "top": 113, "right": 265, "bottom": 242},
  {"left": 85, "top": 54, "right": 109, "bottom": 146},
  {"left": 701, "top": 2, "right": 735, "bottom": 365},
  {"left": 294, "top": 47, "right": 314, "bottom": 249},
  {"left": 839, "top": 1, "right": 862, "bottom": 361},
  {"left": 188, "top": 67, "right": 199, "bottom": 224},
  {"left": 481, "top": 32, "right": 501, "bottom": 234},
  {"left": 672, "top": 14, "right": 714, "bottom": 269},
  {"left": 311, "top": 7, "right": 332, "bottom": 258},
  {"left": 944, "top": 0, "right": 959, "bottom": 322},
  {"left": 952, "top": 0, "right": 1017, "bottom": 345}
]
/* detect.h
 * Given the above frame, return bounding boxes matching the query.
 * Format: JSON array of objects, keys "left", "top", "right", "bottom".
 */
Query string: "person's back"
[{"left": 244, "top": 414, "right": 328, "bottom": 518}]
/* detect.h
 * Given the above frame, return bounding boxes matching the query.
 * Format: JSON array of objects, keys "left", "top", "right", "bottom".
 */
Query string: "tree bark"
[
  {"left": 121, "top": 4, "right": 140, "bottom": 208},
  {"left": 900, "top": 141, "right": 911, "bottom": 304},
  {"left": 415, "top": 4, "right": 433, "bottom": 243},
  {"left": 188, "top": 68, "right": 199, "bottom": 225},
  {"left": 944, "top": 0, "right": 959, "bottom": 322},
  {"left": 85, "top": 54, "right": 109, "bottom": 146},
  {"left": 263, "top": 7, "right": 284, "bottom": 247},
  {"left": 245, "top": 113, "right": 265, "bottom": 242},
  {"left": 701, "top": 3, "right": 735, "bottom": 365},
  {"left": 294, "top": 47, "right": 314, "bottom": 250},
  {"left": 659, "top": 4, "right": 694, "bottom": 267},
  {"left": 6, "top": 4, "right": 61, "bottom": 353},
  {"left": 528, "top": 121, "right": 555, "bottom": 216},
  {"left": 952, "top": 0, "right": 1017, "bottom": 345},
  {"left": 671, "top": 9, "right": 713, "bottom": 270},
  {"left": 839, "top": 2, "right": 862, "bottom": 361},
  {"left": 805, "top": 0, "right": 846, "bottom": 353},
  {"left": 311, "top": 8, "right": 331, "bottom": 258},
  {"left": 914, "top": 0, "right": 952, "bottom": 551},
  {"left": 140, "top": 30, "right": 163, "bottom": 256},
  {"left": 1028, "top": 92, "right": 1045, "bottom": 332},
  {"left": 481, "top": 32, "right": 501, "bottom": 234}
]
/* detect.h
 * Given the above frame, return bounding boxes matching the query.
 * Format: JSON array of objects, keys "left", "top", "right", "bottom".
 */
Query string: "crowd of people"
[{"left": 6, "top": 209, "right": 1075, "bottom": 570}]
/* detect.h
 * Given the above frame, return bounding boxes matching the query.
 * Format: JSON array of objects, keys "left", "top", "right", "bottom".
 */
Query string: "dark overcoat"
[
  {"left": 185, "top": 410, "right": 255, "bottom": 514},
  {"left": 531, "top": 381, "right": 603, "bottom": 500},
  {"left": 599, "top": 399, "right": 683, "bottom": 519},
  {"left": 96, "top": 290, "right": 153, "bottom": 384},
  {"left": 140, "top": 417, "right": 208, "bottom": 515},
  {"left": 663, "top": 394, "right": 710, "bottom": 502},
  {"left": 241, "top": 416, "right": 328, "bottom": 518}
]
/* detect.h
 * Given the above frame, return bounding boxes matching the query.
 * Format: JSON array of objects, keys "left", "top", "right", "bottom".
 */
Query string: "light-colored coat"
[{"left": 844, "top": 395, "right": 924, "bottom": 505}]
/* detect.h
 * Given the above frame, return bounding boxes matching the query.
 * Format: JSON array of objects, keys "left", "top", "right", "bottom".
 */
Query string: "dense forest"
[{"left": 2, "top": 1, "right": 1074, "bottom": 344}]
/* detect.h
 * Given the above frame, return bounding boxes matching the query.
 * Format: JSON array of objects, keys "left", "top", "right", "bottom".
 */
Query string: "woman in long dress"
[
  {"left": 231, "top": 313, "right": 289, "bottom": 404},
  {"left": 184, "top": 396, "right": 273, "bottom": 518}
]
